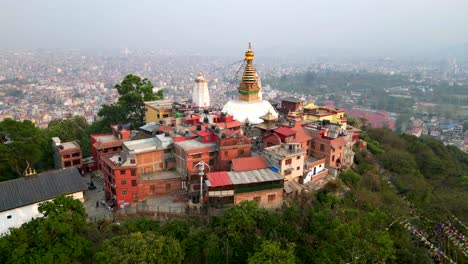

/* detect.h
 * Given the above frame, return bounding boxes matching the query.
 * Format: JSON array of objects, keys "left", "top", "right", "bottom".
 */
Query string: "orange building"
[
  {"left": 101, "top": 134, "right": 180, "bottom": 208},
  {"left": 52, "top": 137, "right": 82, "bottom": 170},
  {"left": 90, "top": 124, "right": 131, "bottom": 170},
  {"left": 174, "top": 139, "right": 217, "bottom": 194},
  {"left": 217, "top": 134, "right": 252, "bottom": 171},
  {"left": 204, "top": 168, "right": 284, "bottom": 209}
]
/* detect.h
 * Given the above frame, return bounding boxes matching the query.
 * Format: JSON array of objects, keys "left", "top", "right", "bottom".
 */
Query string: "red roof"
[
  {"left": 197, "top": 131, "right": 213, "bottom": 137},
  {"left": 232, "top": 156, "right": 269, "bottom": 172},
  {"left": 206, "top": 171, "right": 232, "bottom": 187},
  {"left": 274, "top": 127, "right": 296, "bottom": 137},
  {"left": 159, "top": 125, "right": 173, "bottom": 133}
]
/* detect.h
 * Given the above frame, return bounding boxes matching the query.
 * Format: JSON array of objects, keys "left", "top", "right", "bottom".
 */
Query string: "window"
[
  {"left": 131, "top": 180, "right": 137, "bottom": 187},
  {"left": 285, "top": 170, "right": 292, "bottom": 176},
  {"left": 120, "top": 170, "right": 126, "bottom": 175},
  {"left": 238, "top": 149, "right": 245, "bottom": 155},
  {"left": 132, "top": 193, "right": 138, "bottom": 202},
  {"left": 130, "top": 159, "right": 136, "bottom": 164},
  {"left": 268, "top": 194, "right": 276, "bottom": 203},
  {"left": 253, "top": 196, "right": 261, "bottom": 203},
  {"left": 297, "top": 166, "right": 300, "bottom": 170},
  {"left": 64, "top": 161, "right": 71, "bottom": 167},
  {"left": 72, "top": 159, "right": 80, "bottom": 165},
  {"left": 63, "top": 154, "right": 70, "bottom": 159},
  {"left": 320, "top": 144, "right": 324, "bottom": 151},
  {"left": 209, "top": 159, "right": 215, "bottom": 166},
  {"left": 285, "top": 159, "right": 292, "bottom": 165},
  {"left": 209, "top": 152, "right": 215, "bottom": 157},
  {"left": 7, "top": 215, "right": 12, "bottom": 219},
  {"left": 193, "top": 154, "right": 202, "bottom": 159},
  {"left": 72, "top": 152, "right": 80, "bottom": 157},
  {"left": 224, "top": 151, "right": 228, "bottom": 156},
  {"left": 103, "top": 149, "right": 108, "bottom": 153},
  {"left": 332, "top": 155, "right": 335, "bottom": 162},
  {"left": 131, "top": 170, "right": 136, "bottom": 176},
  {"left": 296, "top": 156, "right": 300, "bottom": 159},
  {"left": 150, "top": 185, "right": 156, "bottom": 192},
  {"left": 121, "top": 180, "right": 126, "bottom": 185},
  {"left": 122, "top": 190, "right": 127, "bottom": 195}
]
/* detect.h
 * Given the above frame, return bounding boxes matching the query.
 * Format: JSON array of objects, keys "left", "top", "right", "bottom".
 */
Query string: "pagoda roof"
[{"left": 260, "top": 110, "right": 277, "bottom": 121}]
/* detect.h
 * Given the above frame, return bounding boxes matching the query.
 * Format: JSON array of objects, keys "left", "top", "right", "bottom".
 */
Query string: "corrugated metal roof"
[
  {"left": 284, "top": 180, "right": 304, "bottom": 194},
  {"left": 206, "top": 171, "right": 232, "bottom": 187},
  {"left": 228, "top": 168, "right": 284, "bottom": 185},
  {"left": 0, "top": 168, "right": 87, "bottom": 212}
]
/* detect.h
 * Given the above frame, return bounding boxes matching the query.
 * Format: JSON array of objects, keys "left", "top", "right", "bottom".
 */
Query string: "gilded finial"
[
  {"left": 244, "top": 43, "right": 254, "bottom": 61},
  {"left": 198, "top": 71, "right": 203, "bottom": 76},
  {"left": 23, "top": 160, "right": 37, "bottom": 176}
]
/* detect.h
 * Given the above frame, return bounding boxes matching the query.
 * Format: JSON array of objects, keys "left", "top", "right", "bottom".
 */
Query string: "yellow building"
[
  {"left": 263, "top": 143, "right": 306, "bottom": 182},
  {"left": 144, "top": 100, "right": 173, "bottom": 124},
  {"left": 301, "top": 103, "right": 347, "bottom": 129}
]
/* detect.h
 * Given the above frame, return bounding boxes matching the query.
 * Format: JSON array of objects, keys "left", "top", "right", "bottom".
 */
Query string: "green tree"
[
  {"left": 95, "top": 232, "right": 184, "bottom": 264},
  {"left": 46, "top": 116, "right": 91, "bottom": 157},
  {"left": 108, "top": 74, "right": 163, "bottom": 128},
  {"left": 0, "top": 195, "right": 92, "bottom": 264},
  {"left": 0, "top": 118, "right": 51, "bottom": 180},
  {"left": 344, "top": 114, "right": 360, "bottom": 128},
  {"left": 339, "top": 169, "right": 361, "bottom": 187},
  {"left": 248, "top": 240, "right": 296, "bottom": 264}
]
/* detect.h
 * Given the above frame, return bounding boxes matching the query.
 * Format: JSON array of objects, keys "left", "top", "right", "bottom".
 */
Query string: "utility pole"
[{"left": 193, "top": 161, "right": 210, "bottom": 205}]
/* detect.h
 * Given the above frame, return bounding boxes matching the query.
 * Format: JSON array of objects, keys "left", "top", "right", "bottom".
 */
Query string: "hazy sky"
[{"left": 1, "top": 0, "right": 467, "bottom": 57}]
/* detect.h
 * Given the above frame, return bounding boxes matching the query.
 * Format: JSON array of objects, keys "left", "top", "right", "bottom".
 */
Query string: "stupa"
[{"left": 222, "top": 44, "right": 278, "bottom": 124}]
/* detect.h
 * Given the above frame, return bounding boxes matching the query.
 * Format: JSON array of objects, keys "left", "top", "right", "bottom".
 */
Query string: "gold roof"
[
  {"left": 241, "top": 43, "right": 257, "bottom": 84},
  {"left": 260, "top": 110, "right": 277, "bottom": 121}
]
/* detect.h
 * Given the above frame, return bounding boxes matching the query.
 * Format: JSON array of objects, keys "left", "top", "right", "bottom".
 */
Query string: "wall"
[
  {"left": 138, "top": 178, "right": 182, "bottom": 201},
  {"left": 281, "top": 154, "right": 305, "bottom": 181},
  {"left": 136, "top": 150, "right": 164, "bottom": 175},
  {"left": 0, "top": 192, "right": 84, "bottom": 235},
  {"left": 218, "top": 136, "right": 251, "bottom": 171},
  {"left": 234, "top": 188, "right": 283, "bottom": 209}
]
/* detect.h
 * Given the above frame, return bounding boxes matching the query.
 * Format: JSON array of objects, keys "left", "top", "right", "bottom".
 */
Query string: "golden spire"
[
  {"left": 244, "top": 42, "right": 254, "bottom": 61},
  {"left": 242, "top": 43, "right": 257, "bottom": 84}
]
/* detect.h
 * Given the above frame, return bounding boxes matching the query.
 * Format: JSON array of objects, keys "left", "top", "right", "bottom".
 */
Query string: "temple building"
[
  {"left": 192, "top": 72, "right": 210, "bottom": 108},
  {"left": 222, "top": 44, "right": 278, "bottom": 124}
]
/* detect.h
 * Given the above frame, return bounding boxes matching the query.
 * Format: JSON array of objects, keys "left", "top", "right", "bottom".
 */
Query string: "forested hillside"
[{"left": 1, "top": 128, "right": 467, "bottom": 263}]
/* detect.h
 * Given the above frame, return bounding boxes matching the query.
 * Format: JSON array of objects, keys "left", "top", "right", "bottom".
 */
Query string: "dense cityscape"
[
  {"left": 0, "top": 1, "right": 467, "bottom": 263},
  {"left": 1, "top": 49, "right": 467, "bottom": 151}
]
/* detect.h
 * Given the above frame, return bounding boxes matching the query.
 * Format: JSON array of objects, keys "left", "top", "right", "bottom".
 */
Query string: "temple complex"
[{"left": 222, "top": 44, "right": 278, "bottom": 124}]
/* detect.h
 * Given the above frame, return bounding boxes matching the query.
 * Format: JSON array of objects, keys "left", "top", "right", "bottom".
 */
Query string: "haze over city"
[{"left": 1, "top": 0, "right": 468, "bottom": 58}]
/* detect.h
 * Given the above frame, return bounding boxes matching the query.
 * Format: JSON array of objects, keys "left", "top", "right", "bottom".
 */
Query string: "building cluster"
[
  {"left": 405, "top": 115, "right": 467, "bottom": 151},
  {"left": 0, "top": 46, "right": 362, "bottom": 235},
  {"left": 75, "top": 45, "right": 361, "bottom": 211}
]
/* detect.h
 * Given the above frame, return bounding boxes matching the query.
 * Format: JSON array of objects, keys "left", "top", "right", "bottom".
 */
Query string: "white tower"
[
  {"left": 256, "top": 72, "right": 263, "bottom": 100},
  {"left": 192, "top": 72, "right": 210, "bottom": 107}
]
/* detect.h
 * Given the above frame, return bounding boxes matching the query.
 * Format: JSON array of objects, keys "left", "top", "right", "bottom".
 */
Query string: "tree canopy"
[
  {"left": 97, "top": 74, "right": 163, "bottom": 129},
  {"left": 0, "top": 195, "right": 92, "bottom": 264},
  {"left": 0, "top": 118, "right": 51, "bottom": 180},
  {"left": 95, "top": 232, "right": 184, "bottom": 264}
]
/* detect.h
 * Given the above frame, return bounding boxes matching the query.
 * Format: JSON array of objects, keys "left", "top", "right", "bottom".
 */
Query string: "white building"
[
  {"left": 0, "top": 168, "right": 87, "bottom": 235},
  {"left": 222, "top": 45, "right": 278, "bottom": 124},
  {"left": 192, "top": 72, "right": 210, "bottom": 108}
]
